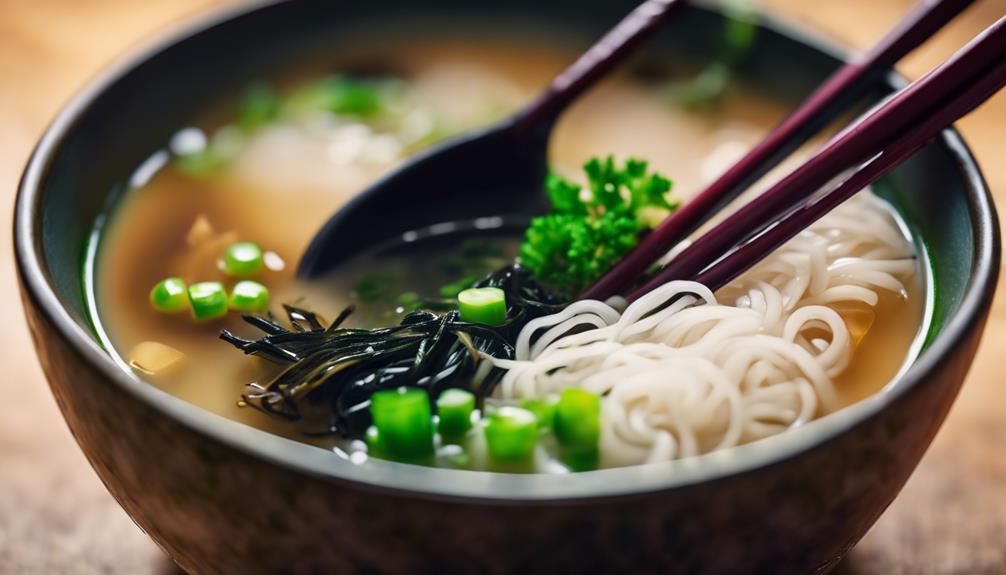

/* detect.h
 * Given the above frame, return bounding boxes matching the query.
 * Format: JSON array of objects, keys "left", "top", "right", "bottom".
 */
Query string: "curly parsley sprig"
[{"left": 519, "top": 156, "right": 678, "bottom": 294}]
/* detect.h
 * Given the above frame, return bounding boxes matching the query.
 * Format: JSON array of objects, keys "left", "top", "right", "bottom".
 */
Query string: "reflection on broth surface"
[{"left": 89, "top": 36, "right": 926, "bottom": 471}]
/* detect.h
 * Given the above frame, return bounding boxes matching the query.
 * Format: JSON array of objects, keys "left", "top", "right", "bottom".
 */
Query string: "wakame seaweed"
[{"left": 220, "top": 265, "right": 564, "bottom": 437}]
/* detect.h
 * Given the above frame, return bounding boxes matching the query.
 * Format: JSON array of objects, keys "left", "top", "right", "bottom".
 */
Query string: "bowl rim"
[{"left": 14, "top": 0, "right": 1001, "bottom": 502}]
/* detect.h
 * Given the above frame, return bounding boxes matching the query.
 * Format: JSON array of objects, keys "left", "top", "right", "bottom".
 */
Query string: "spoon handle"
[{"left": 515, "top": 0, "right": 685, "bottom": 131}]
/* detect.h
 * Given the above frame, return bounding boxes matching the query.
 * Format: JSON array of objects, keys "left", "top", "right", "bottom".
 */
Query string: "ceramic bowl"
[{"left": 15, "top": 1, "right": 999, "bottom": 573}]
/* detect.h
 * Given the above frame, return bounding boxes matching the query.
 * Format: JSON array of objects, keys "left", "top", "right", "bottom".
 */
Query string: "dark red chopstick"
[
  {"left": 580, "top": 0, "right": 977, "bottom": 301},
  {"left": 517, "top": 0, "right": 686, "bottom": 127},
  {"left": 625, "top": 14, "right": 1006, "bottom": 301},
  {"left": 694, "top": 53, "right": 1006, "bottom": 293}
]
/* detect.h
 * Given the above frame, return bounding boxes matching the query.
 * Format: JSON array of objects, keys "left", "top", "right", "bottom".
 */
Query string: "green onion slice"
[
  {"left": 229, "top": 280, "right": 270, "bottom": 312},
  {"left": 187, "top": 281, "right": 228, "bottom": 321},
  {"left": 553, "top": 388, "right": 601, "bottom": 454},
  {"left": 369, "top": 387, "right": 434, "bottom": 459},
  {"left": 457, "top": 287, "right": 506, "bottom": 326},
  {"left": 484, "top": 406, "right": 538, "bottom": 462},
  {"left": 223, "top": 241, "right": 264, "bottom": 277},
  {"left": 437, "top": 388, "right": 476, "bottom": 439},
  {"left": 150, "top": 277, "right": 188, "bottom": 313}
]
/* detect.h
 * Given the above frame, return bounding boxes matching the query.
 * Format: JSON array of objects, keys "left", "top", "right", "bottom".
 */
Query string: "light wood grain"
[{"left": 0, "top": 1, "right": 1003, "bottom": 573}]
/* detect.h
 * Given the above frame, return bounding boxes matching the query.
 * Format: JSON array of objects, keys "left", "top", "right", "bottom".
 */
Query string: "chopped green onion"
[
  {"left": 457, "top": 287, "right": 506, "bottom": 326},
  {"left": 484, "top": 406, "right": 538, "bottom": 462},
  {"left": 437, "top": 388, "right": 475, "bottom": 438},
  {"left": 554, "top": 388, "right": 601, "bottom": 454},
  {"left": 187, "top": 282, "right": 228, "bottom": 321},
  {"left": 564, "top": 449, "right": 599, "bottom": 472},
  {"left": 223, "top": 242, "right": 264, "bottom": 277},
  {"left": 229, "top": 280, "right": 270, "bottom": 312},
  {"left": 369, "top": 387, "right": 434, "bottom": 459},
  {"left": 149, "top": 277, "right": 188, "bottom": 313},
  {"left": 520, "top": 395, "right": 559, "bottom": 430}
]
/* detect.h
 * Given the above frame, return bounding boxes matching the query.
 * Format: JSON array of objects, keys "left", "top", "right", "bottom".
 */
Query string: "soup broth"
[{"left": 88, "top": 35, "right": 927, "bottom": 469}]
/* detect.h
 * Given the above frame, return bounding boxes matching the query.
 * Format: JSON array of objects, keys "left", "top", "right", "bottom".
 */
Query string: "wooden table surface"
[{"left": 1, "top": 1, "right": 1003, "bottom": 573}]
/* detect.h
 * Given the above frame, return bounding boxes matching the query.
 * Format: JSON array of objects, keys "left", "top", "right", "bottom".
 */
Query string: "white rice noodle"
[{"left": 486, "top": 193, "right": 916, "bottom": 467}]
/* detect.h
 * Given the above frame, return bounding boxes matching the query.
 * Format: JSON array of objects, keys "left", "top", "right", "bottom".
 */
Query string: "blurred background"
[{"left": 1, "top": 1, "right": 1003, "bottom": 573}]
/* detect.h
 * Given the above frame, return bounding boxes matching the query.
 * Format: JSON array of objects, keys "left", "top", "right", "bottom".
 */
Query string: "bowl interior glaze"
[{"left": 16, "top": 0, "right": 998, "bottom": 501}]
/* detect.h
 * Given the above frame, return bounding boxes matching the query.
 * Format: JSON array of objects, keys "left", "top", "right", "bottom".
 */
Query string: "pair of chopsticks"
[{"left": 579, "top": 0, "right": 1000, "bottom": 302}]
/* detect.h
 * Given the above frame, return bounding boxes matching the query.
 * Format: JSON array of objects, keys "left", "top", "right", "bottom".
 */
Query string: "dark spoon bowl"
[{"left": 14, "top": 1, "right": 999, "bottom": 573}]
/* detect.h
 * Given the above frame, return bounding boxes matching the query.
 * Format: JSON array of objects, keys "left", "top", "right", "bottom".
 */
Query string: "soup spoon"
[{"left": 297, "top": 0, "right": 685, "bottom": 278}]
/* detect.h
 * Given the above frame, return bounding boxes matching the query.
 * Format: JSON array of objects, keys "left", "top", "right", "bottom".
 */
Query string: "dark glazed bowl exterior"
[{"left": 14, "top": 1, "right": 999, "bottom": 573}]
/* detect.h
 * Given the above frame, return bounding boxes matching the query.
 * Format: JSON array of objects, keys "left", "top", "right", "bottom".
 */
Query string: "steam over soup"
[{"left": 88, "top": 35, "right": 927, "bottom": 473}]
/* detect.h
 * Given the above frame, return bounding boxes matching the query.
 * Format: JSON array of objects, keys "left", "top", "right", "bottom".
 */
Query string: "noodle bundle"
[{"left": 488, "top": 193, "right": 916, "bottom": 466}]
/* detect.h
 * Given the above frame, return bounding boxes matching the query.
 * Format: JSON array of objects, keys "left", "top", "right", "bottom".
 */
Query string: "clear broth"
[{"left": 87, "top": 36, "right": 927, "bottom": 458}]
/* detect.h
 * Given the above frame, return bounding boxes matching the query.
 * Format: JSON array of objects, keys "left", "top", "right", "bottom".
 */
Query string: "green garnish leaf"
[
  {"left": 519, "top": 156, "right": 677, "bottom": 294},
  {"left": 545, "top": 172, "right": 588, "bottom": 216},
  {"left": 396, "top": 291, "right": 421, "bottom": 306},
  {"left": 354, "top": 272, "right": 397, "bottom": 302},
  {"left": 666, "top": 0, "right": 758, "bottom": 109},
  {"left": 667, "top": 62, "right": 732, "bottom": 109},
  {"left": 237, "top": 83, "right": 281, "bottom": 130},
  {"left": 296, "top": 75, "right": 389, "bottom": 119},
  {"left": 723, "top": 0, "right": 759, "bottom": 64},
  {"left": 439, "top": 274, "right": 480, "bottom": 299}
]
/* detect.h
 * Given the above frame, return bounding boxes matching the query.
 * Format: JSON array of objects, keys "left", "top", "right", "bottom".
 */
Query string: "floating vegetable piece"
[
  {"left": 484, "top": 406, "right": 538, "bottom": 462},
  {"left": 519, "top": 156, "right": 677, "bottom": 294},
  {"left": 554, "top": 388, "right": 601, "bottom": 454},
  {"left": 397, "top": 291, "right": 421, "bottom": 308},
  {"left": 318, "top": 76, "right": 385, "bottom": 118},
  {"left": 229, "top": 280, "right": 270, "bottom": 312},
  {"left": 370, "top": 387, "right": 435, "bottom": 459},
  {"left": 354, "top": 271, "right": 397, "bottom": 302},
  {"left": 458, "top": 287, "right": 506, "bottom": 326},
  {"left": 188, "top": 281, "right": 228, "bottom": 321},
  {"left": 564, "top": 448, "right": 600, "bottom": 472},
  {"left": 129, "top": 341, "right": 184, "bottom": 375},
  {"left": 439, "top": 274, "right": 480, "bottom": 299},
  {"left": 437, "top": 388, "right": 476, "bottom": 438},
  {"left": 520, "top": 395, "right": 559, "bottom": 431},
  {"left": 149, "top": 278, "right": 188, "bottom": 313},
  {"left": 223, "top": 241, "right": 265, "bottom": 277},
  {"left": 237, "top": 83, "right": 281, "bottom": 130}
]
